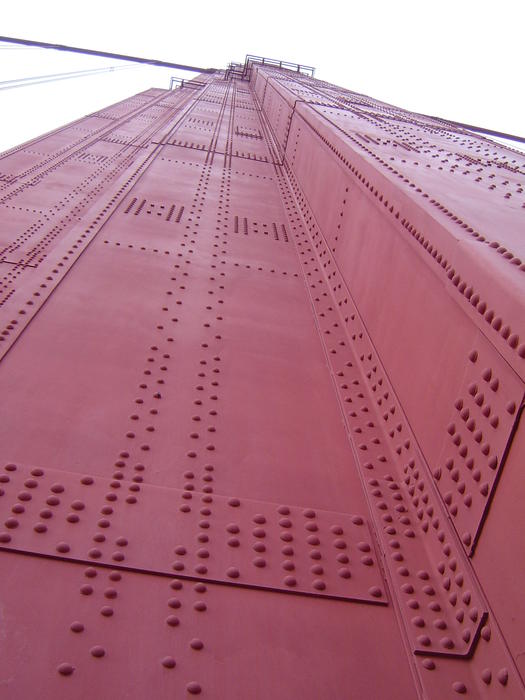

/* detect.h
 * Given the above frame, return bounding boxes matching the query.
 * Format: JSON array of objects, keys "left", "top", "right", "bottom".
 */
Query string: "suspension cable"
[{"left": 0, "top": 36, "right": 217, "bottom": 73}]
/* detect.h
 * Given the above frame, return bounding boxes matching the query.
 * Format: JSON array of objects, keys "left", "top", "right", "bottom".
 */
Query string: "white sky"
[{"left": 1, "top": 0, "right": 524, "bottom": 153}]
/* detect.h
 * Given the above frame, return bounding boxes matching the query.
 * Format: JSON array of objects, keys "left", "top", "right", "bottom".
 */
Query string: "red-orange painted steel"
[{"left": 0, "top": 61, "right": 523, "bottom": 699}]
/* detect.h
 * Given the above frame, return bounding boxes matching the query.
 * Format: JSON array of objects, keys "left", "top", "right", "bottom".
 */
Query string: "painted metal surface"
[
  {"left": 0, "top": 59, "right": 524, "bottom": 699},
  {"left": 0, "top": 462, "right": 385, "bottom": 603}
]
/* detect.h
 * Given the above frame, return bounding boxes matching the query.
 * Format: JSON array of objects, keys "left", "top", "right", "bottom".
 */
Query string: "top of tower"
[{"left": 224, "top": 55, "right": 315, "bottom": 81}]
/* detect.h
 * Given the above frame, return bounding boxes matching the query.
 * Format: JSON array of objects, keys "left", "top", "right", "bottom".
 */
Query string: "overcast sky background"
[{"left": 1, "top": 0, "right": 524, "bottom": 154}]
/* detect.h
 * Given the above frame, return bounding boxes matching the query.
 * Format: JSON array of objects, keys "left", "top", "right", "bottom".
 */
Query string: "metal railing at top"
[
  {"left": 245, "top": 55, "right": 315, "bottom": 76},
  {"left": 225, "top": 55, "right": 315, "bottom": 81},
  {"left": 169, "top": 76, "right": 208, "bottom": 90}
]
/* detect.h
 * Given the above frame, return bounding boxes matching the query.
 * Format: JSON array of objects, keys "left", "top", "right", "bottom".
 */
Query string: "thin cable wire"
[{"left": 0, "top": 64, "right": 138, "bottom": 92}]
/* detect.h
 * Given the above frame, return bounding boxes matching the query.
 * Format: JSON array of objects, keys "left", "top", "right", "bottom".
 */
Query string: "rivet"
[
  {"left": 481, "top": 669, "right": 492, "bottom": 684},
  {"left": 452, "top": 681, "right": 467, "bottom": 694},
  {"left": 480, "top": 625, "right": 491, "bottom": 641},
  {"left": 186, "top": 682, "right": 202, "bottom": 695},
  {"left": 57, "top": 663, "right": 75, "bottom": 676},
  {"left": 417, "top": 635, "right": 431, "bottom": 647},
  {"left": 90, "top": 645, "right": 105, "bottom": 658},
  {"left": 497, "top": 668, "right": 508, "bottom": 686}
]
